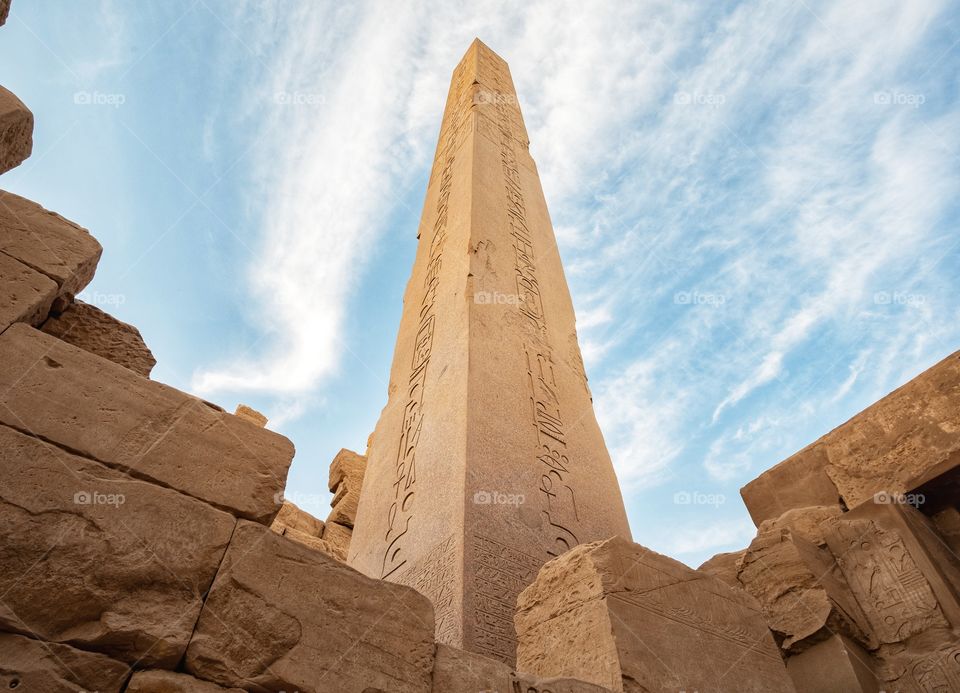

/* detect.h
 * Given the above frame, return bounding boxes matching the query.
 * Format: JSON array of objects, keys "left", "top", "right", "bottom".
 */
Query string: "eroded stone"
[
  {"left": 127, "top": 670, "right": 244, "bottom": 693},
  {"left": 0, "top": 632, "right": 129, "bottom": 693},
  {"left": 41, "top": 299, "right": 156, "bottom": 376},
  {"left": 185, "top": 520, "right": 436, "bottom": 692},
  {"left": 0, "top": 424, "right": 236, "bottom": 667},
  {"left": 0, "top": 250, "right": 57, "bottom": 331},
  {"left": 0, "top": 190, "right": 101, "bottom": 299},
  {"left": 515, "top": 536, "right": 794, "bottom": 693},
  {"left": 234, "top": 403, "right": 267, "bottom": 427},
  {"left": 0, "top": 86, "right": 32, "bottom": 174},
  {"left": 0, "top": 323, "right": 293, "bottom": 522},
  {"left": 326, "top": 447, "right": 365, "bottom": 528},
  {"left": 270, "top": 499, "right": 324, "bottom": 537}
]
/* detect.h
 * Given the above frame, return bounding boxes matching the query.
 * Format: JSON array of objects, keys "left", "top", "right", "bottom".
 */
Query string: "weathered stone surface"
[
  {"left": 431, "top": 644, "right": 613, "bottom": 693},
  {"left": 515, "top": 536, "right": 794, "bottom": 693},
  {"left": 0, "top": 249, "right": 57, "bottom": 331},
  {"left": 41, "top": 299, "right": 156, "bottom": 376},
  {"left": 743, "top": 351, "right": 960, "bottom": 523},
  {"left": 740, "top": 445, "right": 842, "bottom": 526},
  {"left": 270, "top": 499, "right": 324, "bottom": 536},
  {"left": 322, "top": 515, "right": 352, "bottom": 552},
  {"left": 0, "top": 0, "right": 9, "bottom": 27},
  {"left": 786, "top": 634, "right": 880, "bottom": 693},
  {"left": 0, "top": 632, "right": 130, "bottom": 693},
  {"left": 349, "top": 39, "right": 632, "bottom": 664},
  {"left": 0, "top": 323, "right": 293, "bottom": 522},
  {"left": 185, "top": 520, "right": 436, "bottom": 692},
  {"left": 0, "top": 190, "right": 102, "bottom": 299},
  {"left": 738, "top": 527, "right": 835, "bottom": 651},
  {"left": 758, "top": 504, "right": 844, "bottom": 545},
  {"left": 697, "top": 549, "right": 745, "bottom": 588},
  {"left": 0, "top": 424, "right": 236, "bottom": 667},
  {"left": 0, "top": 86, "right": 32, "bottom": 174},
  {"left": 127, "top": 670, "right": 244, "bottom": 693},
  {"left": 234, "top": 403, "right": 267, "bottom": 427},
  {"left": 282, "top": 526, "right": 346, "bottom": 561},
  {"left": 824, "top": 501, "right": 960, "bottom": 647},
  {"left": 326, "top": 447, "right": 365, "bottom": 528}
]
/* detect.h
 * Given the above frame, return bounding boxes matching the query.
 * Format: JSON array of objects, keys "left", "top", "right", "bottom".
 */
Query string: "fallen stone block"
[
  {"left": 326, "top": 447, "right": 365, "bottom": 528},
  {"left": 0, "top": 86, "right": 32, "bottom": 174},
  {"left": 127, "top": 670, "right": 244, "bottom": 693},
  {"left": 41, "top": 299, "right": 156, "bottom": 376},
  {"left": 697, "top": 549, "right": 745, "bottom": 589},
  {"left": 0, "top": 249, "right": 57, "bottom": 332},
  {"left": 184, "top": 520, "right": 436, "bottom": 692},
  {"left": 515, "top": 536, "right": 795, "bottom": 693},
  {"left": 742, "top": 350, "right": 960, "bottom": 523},
  {"left": 785, "top": 634, "right": 880, "bottom": 693},
  {"left": 234, "top": 403, "right": 267, "bottom": 427},
  {"left": 431, "top": 643, "right": 614, "bottom": 693},
  {"left": 0, "top": 424, "right": 236, "bottom": 667},
  {"left": 321, "top": 516, "right": 352, "bottom": 555},
  {"left": 270, "top": 499, "right": 324, "bottom": 536},
  {"left": 0, "top": 190, "right": 102, "bottom": 301},
  {"left": 0, "top": 323, "right": 293, "bottom": 523},
  {"left": 0, "top": 632, "right": 130, "bottom": 693}
]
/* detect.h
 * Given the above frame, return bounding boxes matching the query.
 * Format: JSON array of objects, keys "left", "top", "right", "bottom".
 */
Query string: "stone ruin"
[{"left": 0, "top": 17, "right": 957, "bottom": 693}]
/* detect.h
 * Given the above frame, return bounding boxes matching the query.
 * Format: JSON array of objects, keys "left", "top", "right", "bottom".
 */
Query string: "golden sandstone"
[{"left": 0, "top": 19, "right": 958, "bottom": 692}]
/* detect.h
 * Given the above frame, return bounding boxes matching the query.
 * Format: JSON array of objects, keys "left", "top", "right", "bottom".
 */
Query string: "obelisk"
[{"left": 348, "top": 39, "right": 632, "bottom": 664}]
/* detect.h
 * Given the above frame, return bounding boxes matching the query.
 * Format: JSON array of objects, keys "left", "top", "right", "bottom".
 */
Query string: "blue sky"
[{"left": 2, "top": 1, "right": 958, "bottom": 567}]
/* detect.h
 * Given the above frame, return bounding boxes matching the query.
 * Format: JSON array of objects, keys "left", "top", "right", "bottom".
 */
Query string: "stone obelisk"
[{"left": 348, "top": 39, "right": 632, "bottom": 664}]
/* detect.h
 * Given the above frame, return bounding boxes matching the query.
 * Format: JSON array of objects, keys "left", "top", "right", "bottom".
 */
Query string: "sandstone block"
[
  {"left": 0, "top": 249, "right": 57, "bottom": 331},
  {"left": 0, "top": 190, "right": 102, "bottom": 299},
  {"left": 742, "top": 351, "right": 960, "bottom": 523},
  {"left": 41, "top": 299, "right": 156, "bottom": 376},
  {"left": 270, "top": 499, "right": 324, "bottom": 536},
  {"left": 515, "top": 536, "right": 794, "bottom": 693},
  {"left": 184, "top": 520, "right": 436, "bottom": 692},
  {"left": 697, "top": 549, "right": 745, "bottom": 589},
  {"left": 0, "top": 424, "right": 236, "bottom": 666},
  {"left": 322, "top": 516, "right": 352, "bottom": 551},
  {"left": 0, "top": 323, "right": 293, "bottom": 522},
  {"left": 0, "top": 632, "right": 130, "bottom": 693},
  {"left": 0, "top": 1, "right": 9, "bottom": 27},
  {"left": 824, "top": 501, "right": 960, "bottom": 647},
  {"left": 785, "top": 634, "right": 880, "bottom": 693},
  {"left": 0, "top": 86, "right": 32, "bottom": 173},
  {"left": 326, "top": 447, "right": 365, "bottom": 528},
  {"left": 282, "top": 526, "right": 346, "bottom": 561},
  {"left": 431, "top": 644, "right": 613, "bottom": 693},
  {"left": 234, "top": 403, "right": 267, "bottom": 427},
  {"left": 127, "top": 670, "right": 245, "bottom": 693}
]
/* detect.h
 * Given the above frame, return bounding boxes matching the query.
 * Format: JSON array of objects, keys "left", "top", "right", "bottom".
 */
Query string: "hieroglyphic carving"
[
  {"left": 380, "top": 61, "right": 471, "bottom": 579},
  {"left": 473, "top": 533, "right": 543, "bottom": 662},
  {"left": 400, "top": 535, "right": 461, "bottom": 645},
  {"left": 829, "top": 519, "right": 946, "bottom": 644},
  {"left": 910, "top": 646, "right": 960, "bottom": 692},
  {"left": 482, "top": 49, "right": 583, "bottom": 562}
]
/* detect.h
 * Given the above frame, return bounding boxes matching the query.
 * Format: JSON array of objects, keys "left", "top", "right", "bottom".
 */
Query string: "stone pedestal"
[{"left": 348, "top": 39, "right": 631, "bottom": 664}]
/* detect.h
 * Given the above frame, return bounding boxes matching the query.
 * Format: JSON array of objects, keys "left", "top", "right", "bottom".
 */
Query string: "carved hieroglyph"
[{"left": 348, "top": 39, "right": 632, "bottom": 663}]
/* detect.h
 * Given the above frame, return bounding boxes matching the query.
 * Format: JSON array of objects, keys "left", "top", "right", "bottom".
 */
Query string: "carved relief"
[
  {"left": 472, "top": 534, "right": 543, "bottom": 662},
  {"left": 910, "top": 646, "right": 960, "bottom": 693},
  {"left": 400, "top": 535, "right": 461, "bottom": 645},
  {"left": 829, "top": 519, "right": 947, "bottom": 644}
]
